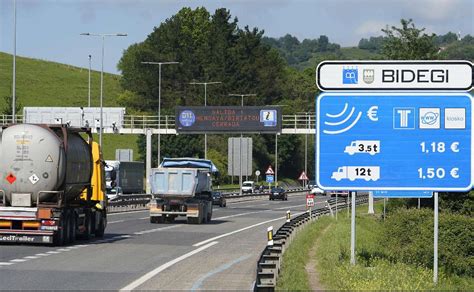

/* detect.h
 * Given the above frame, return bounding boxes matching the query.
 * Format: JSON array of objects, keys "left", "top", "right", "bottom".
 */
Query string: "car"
[
  {"left": 242, "top": 181, "right": 255, "bottom": 194},
  {"left": 269, "top": 186, "right": 287, "bottom": 200},
  {"left": 212, "top": 191, "right": 226, "bottom": 207},
  {"left": 310, "top": 186, "right": 325, "bottom": 195}
]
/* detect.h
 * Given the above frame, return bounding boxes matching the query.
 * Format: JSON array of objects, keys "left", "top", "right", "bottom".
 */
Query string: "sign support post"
[
  {"left": 350, "top": 191, "right": 356, "bottom": 265},
  {"left": 434, "top": 191, "right": 438, "bottom": 284}
]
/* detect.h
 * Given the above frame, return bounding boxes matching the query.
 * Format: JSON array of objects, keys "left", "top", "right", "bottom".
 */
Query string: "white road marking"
[
  {"left": 119, "top": 241, "right": 219, "bottom": 291},
  {"left": 108, "top": 220, "right": 126, "bottom": 224},
  {"left": 108, "top": 210, "right": 149, "bottom": 216},
  {"left": 23, "top": 256, "right": 39, "bottom": 259},
  {"left": 193, "top": 211, "right": 306, "bottom": 247},
  {"left": 56, "top": 248, "right": 71, "bottom": 252},
  {"left": 133, "top": 225, "right": 180, "bottom": 235},
  {"left": 35, "top": 253, "right": 50, "bottom": 257},
  {"left": 46, "top": 251, "right": 61, "bottom": 254},
  {"left": 10, "top": 259, "right": 28, "bottom": 263},
  {"left": 0, "top": 262, "right": 14, "bottom": 266}
]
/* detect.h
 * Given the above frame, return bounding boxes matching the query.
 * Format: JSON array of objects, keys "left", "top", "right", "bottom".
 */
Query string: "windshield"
[{"left": 243, "top": 182, "right": 253, "bottom": 187}]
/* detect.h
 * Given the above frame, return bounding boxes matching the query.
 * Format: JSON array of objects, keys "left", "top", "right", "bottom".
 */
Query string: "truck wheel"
[
  {"left": 206, "top": 211, "right": 212, "bottom": 222},
  {"left": 64, "top": 212, "right": 72, "bottom": 244},
  {"left": 95, "top": 212, "right": 105, "bottom": 238},
  {"left": 79, "top": 210, "right": 92, "bottom": 240},
  {"left": 53, "top": 218, "right": 66, "bottom": 246},
  {"left": 69, "top": 213, "right": 77, "bottom": 244}
]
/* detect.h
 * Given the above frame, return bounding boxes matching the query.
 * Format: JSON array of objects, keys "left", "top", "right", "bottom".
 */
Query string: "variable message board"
[
  {"left": 176, "top": 106, "right": 281, "bottom": 133},
  {"left": 316, "top": 93, "right": 472, "bottom": 191}
]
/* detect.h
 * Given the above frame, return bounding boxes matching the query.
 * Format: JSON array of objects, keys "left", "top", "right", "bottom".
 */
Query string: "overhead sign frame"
[{"left": 316, "top": 60, "right": 473, "bottom": 91}]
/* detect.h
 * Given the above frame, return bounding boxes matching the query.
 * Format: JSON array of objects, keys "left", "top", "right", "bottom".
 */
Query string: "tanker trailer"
[
  {"left": 149, "top": 158, "right": 217, "bottom": 224},
  {"left": 0, "top": 124, "right": 107, "bottom": 245}
]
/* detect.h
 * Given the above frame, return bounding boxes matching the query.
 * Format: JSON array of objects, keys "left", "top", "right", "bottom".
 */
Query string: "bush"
[{"left": 382, "top": 208, "right": 474, "bottom": 277}]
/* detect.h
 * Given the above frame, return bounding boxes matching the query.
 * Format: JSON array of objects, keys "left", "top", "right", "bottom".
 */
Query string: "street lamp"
[
  {"left": 189, "top": 81, "right": 222, "bottom": 159},
  {"left": 228, "top": 93, "right": 256, "bottom": 195},
  {"left": 12, "top": 0, "right": 16, "bottom": 123},
  {"left": 141, "top": 61, "right": 179, "bottom": 165},
  {"left": 80, "top": 32, "right": 127, "bottom": 146}
]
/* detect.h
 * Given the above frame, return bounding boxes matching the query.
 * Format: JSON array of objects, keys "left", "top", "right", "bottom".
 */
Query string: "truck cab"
[{"left": 242, "top": 181, "right": 255, "bottom": 194}]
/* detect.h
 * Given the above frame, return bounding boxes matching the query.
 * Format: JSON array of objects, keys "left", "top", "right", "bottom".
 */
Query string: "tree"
[
  {"left": 381, "top": 19, "right": 438, "bottom": 60},
  {"left": 2, "top": 95, "right": 22, "bottom": 116}
]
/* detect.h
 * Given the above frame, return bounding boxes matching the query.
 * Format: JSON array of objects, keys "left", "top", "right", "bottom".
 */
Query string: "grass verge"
[{"left": 277, "top": 203, "right": 474, "bottom": 290}]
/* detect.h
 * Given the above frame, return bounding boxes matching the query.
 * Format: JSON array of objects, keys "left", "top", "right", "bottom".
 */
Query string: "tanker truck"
[
  {"left": 149, "top": 158, "right": 217, "bottom": 224},
  {"left": 0, "top": 124, "right": 107, "bottom": 245}
]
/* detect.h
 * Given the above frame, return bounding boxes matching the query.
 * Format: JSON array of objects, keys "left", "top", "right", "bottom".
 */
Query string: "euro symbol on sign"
[
  {"left": 367, "top": 106, "right": 378, "bottom": 122},
  {"left": 450, "top": 142, "right": 460, "bottom": 153},
  {"left": 450, "top": 168, "right": 460, "bottom": 179}
]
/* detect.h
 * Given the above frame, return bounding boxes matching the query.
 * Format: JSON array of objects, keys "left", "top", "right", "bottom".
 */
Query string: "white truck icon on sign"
[
  {"left": 344, "top": 140, "right": 380, "bottom": 155},
  {"left": 331, "top": 166, "right": 380, "bottom": 181}
]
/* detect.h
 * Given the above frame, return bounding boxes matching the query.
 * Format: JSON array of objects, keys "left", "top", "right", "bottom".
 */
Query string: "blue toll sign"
[{"left": 316, "top": 93, "right": 472, "bottom": 191}]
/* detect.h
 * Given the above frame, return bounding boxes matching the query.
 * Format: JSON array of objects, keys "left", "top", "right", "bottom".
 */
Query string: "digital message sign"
[{"left": 176, "top": 106, "right": 282, "bottom": 133}]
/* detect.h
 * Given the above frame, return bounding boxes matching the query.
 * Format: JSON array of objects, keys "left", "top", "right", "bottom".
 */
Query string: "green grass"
[
  {"left": 277, "top": 203, "right": 474, "bottom": 290},
  {"left": 0, "top": 52, "right": 123, "bottom": 109},
  {"left": 277, "top": 216, "right": 333, "bottom": 290},
  {"left": 92, "top": 134, "right": 140, "bottom": 161}
]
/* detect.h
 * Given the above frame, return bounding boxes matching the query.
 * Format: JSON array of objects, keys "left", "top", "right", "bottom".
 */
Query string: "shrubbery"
[{"left": 382, "top": 208, "right": 473, "bottom": 277}]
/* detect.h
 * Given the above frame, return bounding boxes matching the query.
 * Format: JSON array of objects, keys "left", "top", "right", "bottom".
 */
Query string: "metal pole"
[
  {"left": 336, "top": 193, "right": 338, "bottom": 220},
  {"left": 383, "top": 198, "right": 386, "bottom": 221},
  {"left": 158, "top": 63, "right": 161, "bottom": 165},
  {"left": 12, "top": 0, "right": 16, "bottom": 123},
  {"left": 418, "top": 198, "right": 421, "bottom": 209},
  {"left": 204, "top": 83, "right": 207, "bottom": 160},
  {"left": 146, "top": 129, "right": 152, "bottom": 193},
  {"left": 99, "top": 35, "right": 104, "bottom": 146},
  {"left": 275, "top": 134, "right": 278, "bottom": 185},
  {"left": 434, "top": 191, "right": 438, "bottom": 284},
  {"left": 350, "top": 191, "right": 356, "bottom": 265},
  {"left": 239, "top": 95, "right": 243, "bottom": 196},
  {"left": 305, "top": 113, "right": 308, "bottom": 189},
  {"left": 88, "top": 55, "right": 91, "bottom": 107},
  {"left": 368, "top": 191, "right": 374, "bottom": 214}
]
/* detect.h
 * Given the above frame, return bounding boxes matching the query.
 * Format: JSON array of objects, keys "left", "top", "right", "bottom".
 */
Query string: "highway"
[{"left": 0, "top": 192, "right": 330, "bottom": 290}]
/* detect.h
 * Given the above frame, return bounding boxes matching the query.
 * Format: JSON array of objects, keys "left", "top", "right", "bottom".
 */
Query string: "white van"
[{"left": 242, "top": 181, "right": 255, "bottom": 194}]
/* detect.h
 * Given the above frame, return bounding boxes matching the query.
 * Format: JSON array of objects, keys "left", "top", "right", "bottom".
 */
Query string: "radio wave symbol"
[{"left": 323, "top": 103, "right": 362, "bottom": 135}]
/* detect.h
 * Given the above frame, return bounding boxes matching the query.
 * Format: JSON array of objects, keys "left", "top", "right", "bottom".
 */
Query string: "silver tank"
[{"left": 0, "top": 124, "right": 92, "bottom": 206}]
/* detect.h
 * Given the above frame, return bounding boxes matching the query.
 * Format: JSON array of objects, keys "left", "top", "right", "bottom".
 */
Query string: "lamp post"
[
  {"left": 12, "top": 0, "right": 16, "bottom": 123},
  {"left": 141, "top": 61, "right": 179, "bottom": 165},
  {"left": 189, "top": 81, "right": 221, "bottom": 159},
  {"left": 228, "top": 94, "right": 256, "bottom": 195},
  {"left": 88, "top": 54, "right": 92, "bottom": 107},
  {"left": 80, "top": 32, "right": 127, "bottom": 146}
]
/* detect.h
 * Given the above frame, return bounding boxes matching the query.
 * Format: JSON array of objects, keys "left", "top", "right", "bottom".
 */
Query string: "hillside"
[
  {"left": 0, "top": 52, "right": 123, "bottom": 108},
  {"left": 0, "top": 52, "right": 138, "bottom": 160}
]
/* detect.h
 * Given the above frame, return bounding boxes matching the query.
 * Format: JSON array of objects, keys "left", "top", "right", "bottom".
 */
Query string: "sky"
[{"left": 0, "top": 0, "right": 472, "bottom": 74}]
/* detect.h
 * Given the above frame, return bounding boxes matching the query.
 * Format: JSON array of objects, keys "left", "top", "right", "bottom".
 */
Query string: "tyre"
[
  {"left": 95, "top": 212, "right": 105, "bottom": 238},
  {"left": 69, "top": 213, "right": 77, "bottom": 244},
  {"left": 64, "top": 212, "right": 72, "bottom": 244},
  {"left": 53, "top": 216, "right": 66, "bottom": 246}
]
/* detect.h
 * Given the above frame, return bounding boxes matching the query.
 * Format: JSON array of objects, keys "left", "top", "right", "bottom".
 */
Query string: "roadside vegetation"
[{"left": 277, "top": 202, "right": 474, "bottom": 290}]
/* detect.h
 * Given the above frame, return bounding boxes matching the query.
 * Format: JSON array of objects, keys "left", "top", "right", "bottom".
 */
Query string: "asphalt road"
[{"left": 0, "top": 192, "right": 331, "bottom": 291}]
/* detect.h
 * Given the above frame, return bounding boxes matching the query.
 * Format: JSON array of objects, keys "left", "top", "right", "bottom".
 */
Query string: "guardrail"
[
  {"left": 106, "top": 187, "right": 309, "bottom": 213},
  {"left": 254, "top": 194, "right": 369, "bottom": 291}
]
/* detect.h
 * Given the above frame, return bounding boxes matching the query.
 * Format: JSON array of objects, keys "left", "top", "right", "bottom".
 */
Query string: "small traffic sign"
[
  {"left": 265, "top": 166, "right": 274, "bottom": 175},
  {"left": 266, "top": 175, "right": 274, "bottom": 183},
  {"left": 298, "top": 171, "right": 309, "bottom": 181},
  {"left": 317, "top": 93, "right": 472, "bottom": 191},
  {"left": 306, "top": 194, "right": 315, "bottom": 207},
  {"left": 255, "top": 170, "right": 261, "bottom": 176}
]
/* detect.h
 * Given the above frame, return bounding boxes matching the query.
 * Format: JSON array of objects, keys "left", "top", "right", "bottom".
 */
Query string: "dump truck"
[
  {"left": 149, "top": 158, "right": 217, "bottom": 224},
  {"left": 0, "top": 124, "right": 107, "bottom": 245},
  {"left": 105, "top": 160, "right": 144, "bottom": 195}
]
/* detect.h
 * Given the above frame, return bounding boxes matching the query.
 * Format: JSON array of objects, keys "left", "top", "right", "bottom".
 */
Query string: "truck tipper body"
[
  {"left": 149, "top": 158, "right": 216, "bottom": 224},
  {"left": 105, "top": 160, "right": 144, "bottom": 194},
  {"left": 0, "top": 124, "right": 107, "bottom": 245}
]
